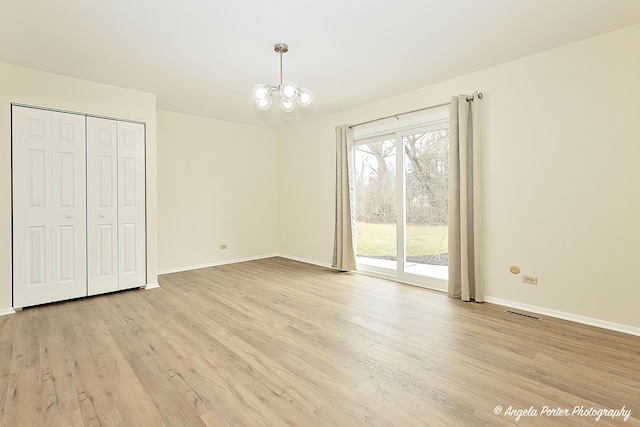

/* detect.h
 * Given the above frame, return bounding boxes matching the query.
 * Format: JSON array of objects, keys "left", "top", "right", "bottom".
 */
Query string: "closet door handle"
[
  {"left": 100, "top": 214, "right": 105, "bottom": 218},
  {"left": 67, "top": 215, "right": 73, "bottom": 219}
]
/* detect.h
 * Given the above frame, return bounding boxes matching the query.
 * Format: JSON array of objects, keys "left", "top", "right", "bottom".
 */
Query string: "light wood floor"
[{"left": 1, "top": 257, "right": 638, "bottom": 426}]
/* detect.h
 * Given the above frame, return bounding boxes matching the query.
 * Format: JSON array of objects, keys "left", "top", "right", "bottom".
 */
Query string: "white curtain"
[
  {"left": 332, "top": 125, "right": 357, "bottom": 271},
  {"left": 448, "top": 92, "right": 483, "bottom": 302}
]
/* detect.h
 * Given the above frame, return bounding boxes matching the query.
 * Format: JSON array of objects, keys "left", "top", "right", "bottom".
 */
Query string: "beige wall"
[
  {"left": 278, "top": 24, "right": 640, "bottom": 329},
  {"left": 157, "top": 110, "right": 278, "bottom": 272},
  {"left": 0, "top": 63, "right": 158, "bottom": 312}
]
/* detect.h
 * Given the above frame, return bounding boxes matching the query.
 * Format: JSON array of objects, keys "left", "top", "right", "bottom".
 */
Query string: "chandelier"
[{"left": 252, "top": 43, "right": 313, "bottom": 112}]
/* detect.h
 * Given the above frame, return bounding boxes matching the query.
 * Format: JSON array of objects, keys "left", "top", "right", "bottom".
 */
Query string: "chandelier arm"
[{"left": 279, "top": 52, "right": 283, "bottom": 87}]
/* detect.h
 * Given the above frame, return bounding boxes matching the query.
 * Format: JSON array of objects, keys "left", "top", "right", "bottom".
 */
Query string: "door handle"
[
  {"left": 67, "top": 215, "right": 73, "bottom": 219},
  {"left": 100, "top": 214, "right": 105, "bottom": 218}
]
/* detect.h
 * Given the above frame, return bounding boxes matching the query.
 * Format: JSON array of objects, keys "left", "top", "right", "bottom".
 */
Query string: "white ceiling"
[{"left": 1, "top": 1, "right": 640, "bottom": 128}]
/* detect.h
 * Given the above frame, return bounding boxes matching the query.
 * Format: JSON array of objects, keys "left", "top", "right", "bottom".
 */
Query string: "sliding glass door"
[{"left": 354, "top": 114, "right": 449, "bottom": 287}]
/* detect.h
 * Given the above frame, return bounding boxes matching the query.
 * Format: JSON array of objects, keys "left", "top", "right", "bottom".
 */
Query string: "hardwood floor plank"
[
  {"left": 70, "top": 301, "right": 165, "bottom": 427},
  {"left": 106, "top": 313, "right": 207, "bottom": 426},
  {"left": 159, "top": 310, "right": 332, "bottom": 422}
]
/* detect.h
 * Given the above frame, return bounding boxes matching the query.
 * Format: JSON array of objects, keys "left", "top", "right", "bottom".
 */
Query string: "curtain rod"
[{"left": 349, "top": 92, "right": 483, "bottom": 129}]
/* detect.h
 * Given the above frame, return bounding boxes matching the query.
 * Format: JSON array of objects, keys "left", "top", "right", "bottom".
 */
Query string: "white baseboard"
[
  {"left": 276, "top": 253, "right": 332, "bottom": 268},
  {"left": 158, "top": 253, "right": 279, "bottom": 275},
  {"left": 484, "top": 296, "right": 640, "bottom": 337},
  {"left": 158, "top": 253, "right": 331, "bottom": 276},
  {"left": 145, "top": 283, "right": 160, "bottom": 290},
  {"left": 0, "top": 307, "right": 16, "bottom": 316}
]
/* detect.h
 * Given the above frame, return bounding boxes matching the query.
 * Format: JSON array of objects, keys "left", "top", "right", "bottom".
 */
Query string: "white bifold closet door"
[
  {"left": 87, "top": 117, "right": 146, "bottom": 296},
  {"left": 12, "top": 106, "right": 146, "bottom": 307},
  {"left": 12, "top": 106, "right": 87, "bottom": 307}
]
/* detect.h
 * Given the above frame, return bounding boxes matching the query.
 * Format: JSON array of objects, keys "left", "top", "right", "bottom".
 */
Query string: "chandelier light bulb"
[
  {"left": 281, "top": 99, "right": 295, "bottom": 113},
  {"left": 297, "top": 88, "right": 313, "bottom": 107},
  {"left": 252, "top": 84, "right": 270, "bottom": 102},
  {"left": 280, "top": 81, "right": 298, "bottom": 101},
  {"left": 256, "top": 97, "right": 272, "bottom": 111}
]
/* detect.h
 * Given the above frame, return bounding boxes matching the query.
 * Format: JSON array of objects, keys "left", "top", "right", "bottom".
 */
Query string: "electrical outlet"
[
  {"left": 220, "top": 244, "right": 227, "bottom": 250},
  {"left": 522, "top": 275, "right": 538, "bottom": 285}
]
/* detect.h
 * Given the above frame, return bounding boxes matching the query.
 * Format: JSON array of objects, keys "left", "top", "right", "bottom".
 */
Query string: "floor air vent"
[{"left": 505, "top": 310, "right": 542, "bottom": 321}]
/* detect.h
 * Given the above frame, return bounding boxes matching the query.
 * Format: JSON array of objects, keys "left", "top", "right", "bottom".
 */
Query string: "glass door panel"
[
  {"left": 403, "top": 129, "right": 449, "bottom": 279},
  {"left": 355, "top": 138, "right": 397, "bottom": 271}
]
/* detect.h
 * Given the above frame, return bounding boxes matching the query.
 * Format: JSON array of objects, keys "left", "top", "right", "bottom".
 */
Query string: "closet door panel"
[
  {"left": 52, "top": 111, "right": 87, "bottom": 291},
  {"left": 87, "top": 117, "right": 119, "bottom": 295},
  {"left": 12, "top": 106, "right": 87, "bottom": 307},
  {"left": 12, "top": 107, "right": 52, "bottom": 307},
  {"left": 117, "top": 121, "right": 146, "bottom": 289}
]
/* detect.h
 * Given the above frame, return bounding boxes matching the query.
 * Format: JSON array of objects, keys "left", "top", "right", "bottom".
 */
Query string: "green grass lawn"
[{"left": 356, "top": 222, "right": 447, "bottom": 257}]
